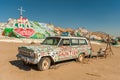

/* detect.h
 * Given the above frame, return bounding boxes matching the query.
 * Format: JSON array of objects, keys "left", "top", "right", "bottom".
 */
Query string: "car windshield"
[{"left": 41, "top": 37, "right": 60, "bottom": 45}]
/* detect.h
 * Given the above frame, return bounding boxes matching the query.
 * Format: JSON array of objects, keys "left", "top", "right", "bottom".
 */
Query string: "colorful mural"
[
  {"left": 1, "top": 17, "right": 57, "bottom": 38},
  {"left": 1, "top": 17, "right": 91, "bottom": 39},
  {"left": 13, "top": 16, "right": 35, "bottom": 38}
]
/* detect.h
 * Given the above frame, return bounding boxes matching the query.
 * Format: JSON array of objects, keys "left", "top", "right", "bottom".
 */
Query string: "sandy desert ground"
[{"left": 0, "top": 41, "right": 120, "bottom": 80}]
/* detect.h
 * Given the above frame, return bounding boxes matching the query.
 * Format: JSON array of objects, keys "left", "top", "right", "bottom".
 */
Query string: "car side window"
[
  {"left": 59, "top": 39, "right": 70, "bottom": 46},
  {"left": 71, "top": 39, "right": 79, "bottom": 45},
  {"left": 43, "top": 38, "right": 53, "bottom": 45},
  {"left": 79, "top": 39, "right": 87, "bottom": 45}
]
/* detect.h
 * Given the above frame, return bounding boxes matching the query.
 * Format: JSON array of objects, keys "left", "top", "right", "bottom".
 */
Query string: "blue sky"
[{"left": 0, "top": 0, "right": 120, "bottom": 36}]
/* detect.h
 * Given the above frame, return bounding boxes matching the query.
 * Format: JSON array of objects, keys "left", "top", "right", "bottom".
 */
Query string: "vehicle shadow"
[
  {"left": 9, "top": 60, "right": 38, "bottom": 71},
  {"left": 9, "top": 59, "right": 77, "bottom": 71},
  {"left": 50, "top": 59, "right": 77, "bottom": 69},
  {"left": 9, "top": 59, "right": 89, "bottom": 71}
]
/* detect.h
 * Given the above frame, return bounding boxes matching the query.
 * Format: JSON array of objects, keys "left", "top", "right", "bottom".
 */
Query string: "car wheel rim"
[
  {"left": 79, "top": 54, "right": 84, "bottom": 62},
  {"left": 42, "top": 59, "right": 50, "bottom": 70}
]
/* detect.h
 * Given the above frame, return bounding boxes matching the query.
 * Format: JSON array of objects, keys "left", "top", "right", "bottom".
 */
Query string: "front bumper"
[{"left": 16, "top": 54, "right": 39, "bottom": 64}]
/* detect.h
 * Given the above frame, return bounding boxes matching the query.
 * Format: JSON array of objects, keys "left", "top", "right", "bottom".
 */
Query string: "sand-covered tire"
[
  {"left": 77, "top": 54, "right": 85, "bottom": 63},
  {"left": 37, "top": 57, "right": 51, "bottom": 71}
]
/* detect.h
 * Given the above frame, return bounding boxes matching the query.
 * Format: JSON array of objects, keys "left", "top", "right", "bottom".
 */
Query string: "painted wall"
[
  {"left": 2, "top": 17, "right": 57, "bottom": 39},
  {"left": 1, "top": 17, "right": 89, "bottom": 39}
]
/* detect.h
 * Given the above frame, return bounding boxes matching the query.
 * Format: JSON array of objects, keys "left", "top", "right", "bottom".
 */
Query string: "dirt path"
[{"left": 0, "top": 42, "right": 120, "bottom": 80}]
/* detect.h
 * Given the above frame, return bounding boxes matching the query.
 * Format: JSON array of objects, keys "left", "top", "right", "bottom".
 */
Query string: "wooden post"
[
  {"left": 88, "top": 32, "right": 93, "bottom": 52},
  {"left": 104, "top": 34, "right": 114, "bottom": 58}
]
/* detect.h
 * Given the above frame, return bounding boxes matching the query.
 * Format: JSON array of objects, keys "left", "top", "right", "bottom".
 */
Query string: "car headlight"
[
  {"left": 34, "top": 53, "right": 39, "bottom": 58},
  {"left": 30, "top": 52, "right": 35, "bottom": 57}
]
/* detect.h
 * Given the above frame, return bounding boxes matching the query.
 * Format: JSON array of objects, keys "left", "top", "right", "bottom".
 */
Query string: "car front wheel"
[{"left": 37, "top": 57, "right": 51, "bottom": 71}]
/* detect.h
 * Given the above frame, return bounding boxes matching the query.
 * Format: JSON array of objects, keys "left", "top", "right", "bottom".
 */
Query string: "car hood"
[{"left": 19, "top": 45, "right": 57, "bottom": 53}]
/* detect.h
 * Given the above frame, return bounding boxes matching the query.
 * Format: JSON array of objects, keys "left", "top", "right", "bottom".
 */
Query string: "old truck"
[{"left": 17, "top": 36, "right": 92, "bottom": 71}]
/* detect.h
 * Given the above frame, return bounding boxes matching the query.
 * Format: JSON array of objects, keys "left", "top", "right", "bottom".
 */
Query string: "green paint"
[
  {"left": 3, "top": 28, "right": 13, "bottom": 36},
  {"left": 31, "top": 33, "right": 45, "bottom": 39}
]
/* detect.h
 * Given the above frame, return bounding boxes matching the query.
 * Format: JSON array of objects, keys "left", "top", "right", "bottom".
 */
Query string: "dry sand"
[{"left": 0, "top": 42, "right": 120, "bottom": 80}]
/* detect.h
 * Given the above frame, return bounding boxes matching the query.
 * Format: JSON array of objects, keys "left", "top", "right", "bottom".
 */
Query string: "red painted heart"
[{"left": 14, "top": 28, "right": 35, "bottom": 37}]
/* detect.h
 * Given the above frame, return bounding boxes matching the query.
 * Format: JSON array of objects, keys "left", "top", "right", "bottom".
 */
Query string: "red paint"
[
  {"left": 17, "top": 16, "right": 28, "bottom": 24},
  {"left": 58, "top": 48, "right": 78, "bottom": 58},
  {"left": 14, "top": 28, "right": 35, "bottom": 37}
]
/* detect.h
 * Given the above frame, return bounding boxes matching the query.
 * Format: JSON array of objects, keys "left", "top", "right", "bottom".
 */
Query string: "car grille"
[{"left": 18, "top": 47, "right": 34, "bottom": 57}]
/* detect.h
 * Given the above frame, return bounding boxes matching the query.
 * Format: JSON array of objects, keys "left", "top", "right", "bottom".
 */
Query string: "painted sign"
[
  {"left": 14, "top": 28, "right": 35, "bottom": 37},
  {"left": 13, "top": 16, "right": 35, "bottom": 38}
]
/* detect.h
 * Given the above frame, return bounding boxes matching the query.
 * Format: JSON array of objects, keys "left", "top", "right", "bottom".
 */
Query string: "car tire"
[
  {"left": 77, "top": 54, "right": 85, "bottom": 63},
  {"left": 37, "top": 57, "right": 51, "bottom": 71}
]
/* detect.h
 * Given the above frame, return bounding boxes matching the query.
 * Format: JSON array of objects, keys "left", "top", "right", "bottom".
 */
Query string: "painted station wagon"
[{"left": 17, "top": 36, "right": 92, "bottom": 71}]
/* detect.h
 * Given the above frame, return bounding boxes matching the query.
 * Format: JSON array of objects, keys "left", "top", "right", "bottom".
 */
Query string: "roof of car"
[{"left": 47, "top": 36, "right": 87, "bottom": 39}]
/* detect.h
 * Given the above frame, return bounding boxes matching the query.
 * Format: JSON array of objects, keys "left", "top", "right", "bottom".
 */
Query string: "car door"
[
  {"left": 57, "top": 38, "right": 72, "bottom": 61},
  {"left": 70, "top": 39, "right": 80, "bottom": 58},
  {"left": 79, "top": 39, "right": 91, "bottom": 56}
]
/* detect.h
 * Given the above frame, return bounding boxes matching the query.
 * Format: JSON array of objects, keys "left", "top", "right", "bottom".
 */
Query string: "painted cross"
[{"left": 18, "top": 7, "right": 25, "bottom": 16}]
